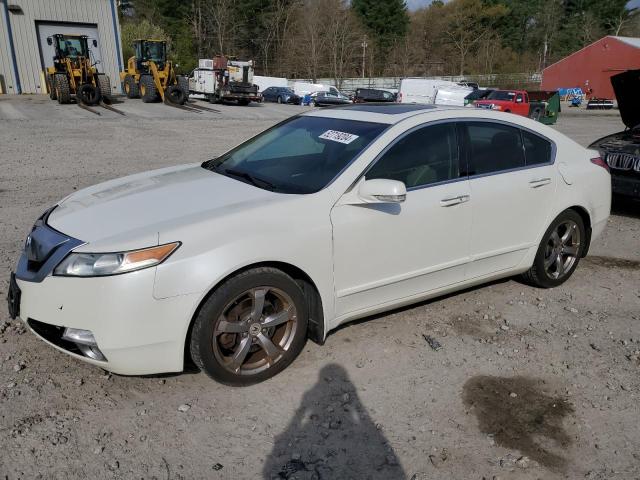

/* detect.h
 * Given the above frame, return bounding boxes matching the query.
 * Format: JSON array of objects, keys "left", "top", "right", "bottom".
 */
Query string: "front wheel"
[
  {"left": 521, "top": 210, "right": 586, "bottom": 288},
  {"left": 189, "top": 267, "right": 308, "bottom": 386}
]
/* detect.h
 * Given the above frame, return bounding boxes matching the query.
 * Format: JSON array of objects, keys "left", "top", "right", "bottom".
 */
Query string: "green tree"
[{"left": 351, "top": 0, "right": 409, "bottom": 51}]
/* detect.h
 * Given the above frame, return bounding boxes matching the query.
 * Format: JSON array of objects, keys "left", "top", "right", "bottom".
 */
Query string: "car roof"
[{"left": 302, "top": 103, "right": 462, "bottom": 124}]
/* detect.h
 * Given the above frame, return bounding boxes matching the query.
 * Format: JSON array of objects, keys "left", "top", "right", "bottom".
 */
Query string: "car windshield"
[
  {"left": 203, "top": 116, "right": 387, "bottom": 194},
  {"left": 487, "top": 91, "right": 516, "bottom": 101}
]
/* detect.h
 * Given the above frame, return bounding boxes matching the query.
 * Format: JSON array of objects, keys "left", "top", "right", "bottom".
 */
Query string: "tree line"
[{"left": 120, "top": 0, "right": 638, "bottom": 82}]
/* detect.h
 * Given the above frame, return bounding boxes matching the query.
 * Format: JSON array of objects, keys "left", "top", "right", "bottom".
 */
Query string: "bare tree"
[{"left": 443, "top": 0, "right": 506, "bottom": 76}]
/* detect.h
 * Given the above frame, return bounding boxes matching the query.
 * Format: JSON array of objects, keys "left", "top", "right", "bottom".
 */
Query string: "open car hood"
[{"left": 612, "top": 69, "right": 640, "bottom": 129}]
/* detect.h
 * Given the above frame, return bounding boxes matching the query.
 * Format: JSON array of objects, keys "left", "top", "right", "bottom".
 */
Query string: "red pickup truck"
[
  {"left": 474, "top": 90, "right": 530, "bottom": 115},
  {"left": 474, "top": 89, "right": 560, "bottom": 124}
]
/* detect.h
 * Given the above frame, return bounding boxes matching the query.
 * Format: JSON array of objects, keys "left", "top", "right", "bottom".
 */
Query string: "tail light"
[{"left": 590, "top": 156, "right": 609, "bottom": 173}]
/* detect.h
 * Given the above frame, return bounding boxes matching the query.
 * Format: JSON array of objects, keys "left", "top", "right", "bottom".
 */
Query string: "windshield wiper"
[{"left": 222, "top": 168, "right": 276, "bottom": 191}]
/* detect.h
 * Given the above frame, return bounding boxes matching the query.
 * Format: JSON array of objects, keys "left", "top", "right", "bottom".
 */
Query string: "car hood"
[
  {"left": 612, "top": 69, "right": 640, "bottom": 129},
  {"left": 48, "top": 164, "right": 280, "bottom": 249}
]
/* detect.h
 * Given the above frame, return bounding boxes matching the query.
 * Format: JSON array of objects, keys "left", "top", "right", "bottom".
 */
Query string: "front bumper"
[
  {"left": 15, "top": 269, "right": 201, "bottom": 375},
  {"left": 611, "top": 173, "right": 640, "bottom": 198}
]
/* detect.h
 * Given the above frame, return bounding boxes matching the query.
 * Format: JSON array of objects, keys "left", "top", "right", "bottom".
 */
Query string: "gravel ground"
[{"left": 0, "top": 96, "right": 638, "bottom": 480}]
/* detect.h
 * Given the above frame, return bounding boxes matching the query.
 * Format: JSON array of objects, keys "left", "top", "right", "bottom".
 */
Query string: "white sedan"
[{"left": 8, "top": 104, "right": 611, "bottom": 385}]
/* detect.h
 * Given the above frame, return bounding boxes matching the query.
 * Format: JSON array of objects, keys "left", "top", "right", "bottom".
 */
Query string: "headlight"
[{"left": 53, "top": 242, "right": 180, "bottom": 277}]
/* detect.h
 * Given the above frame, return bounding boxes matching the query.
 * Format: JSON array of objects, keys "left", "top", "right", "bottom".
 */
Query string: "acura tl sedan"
[{"left": 8, "top": 104, "right": 611, "bottom": 385}]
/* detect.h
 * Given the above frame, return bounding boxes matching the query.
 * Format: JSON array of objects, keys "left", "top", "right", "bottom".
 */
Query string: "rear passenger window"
[
  {"left": 366, "top": 123, "right": 460, "bottom": 188},
  {"left": 463, "top": 122, "right": 525, "bottom": 175},
  {"left": 522, "top": 130, "right": 552, "bottom": 166}
]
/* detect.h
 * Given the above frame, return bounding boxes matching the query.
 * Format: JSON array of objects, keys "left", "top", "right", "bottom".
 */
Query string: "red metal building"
[{"left": 541, "top": 36, "right": 640, "bottom": 100}]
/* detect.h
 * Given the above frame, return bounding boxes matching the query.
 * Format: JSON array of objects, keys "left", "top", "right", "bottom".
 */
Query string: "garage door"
[{"left": 37, "top": 22, "right": 103, "bottom": 72}]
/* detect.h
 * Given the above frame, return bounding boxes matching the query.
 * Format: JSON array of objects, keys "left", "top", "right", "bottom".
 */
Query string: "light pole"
[{"left": 361, "top": 37, "right": 368, "bottom": 79}]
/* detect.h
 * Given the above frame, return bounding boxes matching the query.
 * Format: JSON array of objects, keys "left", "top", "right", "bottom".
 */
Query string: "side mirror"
[
  {"left": 47, "top": 37, "right": 52, "bottom": 46},
  {"left": 92, "top": 39, "right": 98, "bottom": 47},
  {"left": 358, "top": 179, "right": 406, "bottom": 203}
]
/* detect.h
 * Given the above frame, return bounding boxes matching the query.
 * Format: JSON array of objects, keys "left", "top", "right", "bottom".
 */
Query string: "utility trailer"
[{"left": 188, "top": 57, "right": 261, "bottom": 105}]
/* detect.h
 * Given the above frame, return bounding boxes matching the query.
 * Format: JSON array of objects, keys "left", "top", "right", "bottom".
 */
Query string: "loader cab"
[
  {"left": 47, "top": 34, "right": 94, "bottom": 60},
  {"left": 133, "top": 39, "right": 167, "bottom": 72}
]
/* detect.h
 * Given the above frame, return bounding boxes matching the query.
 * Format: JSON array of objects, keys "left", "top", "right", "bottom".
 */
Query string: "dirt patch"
[
  {"left": 584, "top": 256, "right": 640, "bottom": 270},
  {"left": 462, "top": 375, "right": 574, "bottom": 472},
  {"left": 448, "top": 313, "right": 496, "bottom": 338}
]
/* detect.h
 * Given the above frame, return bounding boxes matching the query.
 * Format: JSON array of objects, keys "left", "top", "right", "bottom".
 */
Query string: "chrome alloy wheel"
[
  {"left": 213, "top": 287, "right": 298, "bottom": 376},
  {"left": 544, "top": 220, "right": 581, "bottom": 279}
]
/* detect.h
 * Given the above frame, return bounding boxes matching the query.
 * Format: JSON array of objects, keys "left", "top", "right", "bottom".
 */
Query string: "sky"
[{"left": 406, "top": 0, "right": 640, "bottom": 11}]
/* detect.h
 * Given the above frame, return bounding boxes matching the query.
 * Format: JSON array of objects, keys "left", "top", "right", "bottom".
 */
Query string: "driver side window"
[{"left": 366, "top": 123, "right": 460, "bottom": 189}]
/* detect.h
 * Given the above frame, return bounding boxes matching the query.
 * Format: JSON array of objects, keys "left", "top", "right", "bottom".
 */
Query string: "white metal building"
[{"left": 0, "top": 0, "right": 122, "bottom": 95}]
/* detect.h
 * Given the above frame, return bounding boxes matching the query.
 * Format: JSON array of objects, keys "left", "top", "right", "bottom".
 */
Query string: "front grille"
[{"left": 606, "top": 152, "right": 639, "bottom": 171}]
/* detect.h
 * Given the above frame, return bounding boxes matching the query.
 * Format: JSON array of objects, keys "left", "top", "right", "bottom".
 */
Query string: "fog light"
[
  {"left": 62, "top": 328, "right": 107, "bottom": 361},
  {"left": 62, "top": 327, "right": 97, "bottom": 345}
]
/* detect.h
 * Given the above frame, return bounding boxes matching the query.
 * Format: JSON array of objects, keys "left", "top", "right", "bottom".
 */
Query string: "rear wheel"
[
  {"left": 96, "top": 74, "right": 112, "bottom": 102},
  {"left": 124, "top": 75, "right": 139, "bottom": 98},
  {"left": 46, "top": 74, "right": 57, "bottom": 100},
  {"left": 140, "top": 75, "right": 158, "bottom": 103},
  {"left": 238, "top": 98, "right": 250, "bottom": 106},
  {"left": 189, "top": 267, "right": 308, "bottom": 386},
  {"left": 521, "top": 210, "right": 585, "bottom": 288},
  {"left": 53, "top": 74, "right": 70, "bottom": 104},
  {"left": 277, "top": 95, "right": 282, "bottom": 104},
  {"left": 177, "top": 75, "right": 189, "bottom": 101}
]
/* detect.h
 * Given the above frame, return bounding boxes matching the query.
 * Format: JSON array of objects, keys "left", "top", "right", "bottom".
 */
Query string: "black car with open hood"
[{"left": 589, "top": 69, "right": 640, "bottom": 198}]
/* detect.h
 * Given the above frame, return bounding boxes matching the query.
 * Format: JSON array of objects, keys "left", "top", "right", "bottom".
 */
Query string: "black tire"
[
  {"left": 96, "top": 74, "right": 112, "bottom": 102},
  {"left": 165, "top": 84, "right": 186, "bottom": 105},
  {"left": 238, "top": 98, "right": 250, "bottom": 106},
  {"left": 140, "top": 75, "right": 158, "bottom": 103},
  {"left": 177, "top": 75, "right": 189, "bottom": 101},
  {"left": 189, "top": 267, "right": 308, "bottom": 386},
  {"left": 277, "top": 95, "right": 282, "bottom": 104},
  {"left": 520, "top": 209, "right": 586, "bottom": 288},
  {"left": 77, "top": 83, "right": 100, "bottom": 105},
  {"left": 532, "top": 109, "right": 541, "bottom": 121},
  {"left": 53, "top": 74, "right": 70, "bottom": 104},
  {"left": 46, "top": 74, "right": 57, "bottom": 100},
  {"left": 124, "top": 75, "right": 139, "bottom": 99}
]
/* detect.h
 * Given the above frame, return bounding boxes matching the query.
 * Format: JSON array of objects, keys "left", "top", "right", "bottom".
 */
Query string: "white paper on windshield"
[{"left": 319, "top": 130, "right": 359, "bottom": 144}]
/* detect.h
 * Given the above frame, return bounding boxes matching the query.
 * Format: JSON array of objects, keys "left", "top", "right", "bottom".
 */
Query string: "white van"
[
  {"left": 254, "top": 75, "right": 288, "bottom": 93},
  {"left": 398, "top": 78, "right": 470, "bottom": 105},
  {"left": 433, "top": 85, "right": 473, "bottom": 107},
  {"left": 292, "top": 81, "right": 339, "bottom": 97}
]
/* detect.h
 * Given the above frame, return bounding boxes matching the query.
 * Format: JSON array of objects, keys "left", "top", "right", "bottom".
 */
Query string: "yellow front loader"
[
  {"left": 120, "top": 39, "right": 188, "bottom": 105},
  {"left": 44, "top": 34, "right": 112, "bottom": 105}
]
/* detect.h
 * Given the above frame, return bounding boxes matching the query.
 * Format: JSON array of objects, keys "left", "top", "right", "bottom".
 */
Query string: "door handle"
[
  {"left": 529, "top": 178, "right": 551, "bottom": 188},
  {"left": 440, "top": 195, "right": 470, "bottom": 207}
]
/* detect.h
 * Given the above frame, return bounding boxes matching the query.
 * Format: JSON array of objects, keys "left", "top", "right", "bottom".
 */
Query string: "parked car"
[
  {"left": 311, "top": 91, "right": 351, "bottom": 106},
  {"left": 354, "top": 88, "right": 396, "bottom": 103},
  {"left": 261, "top": 86, "right": 300, "bottom": 104},
  {"left": 8, "top": 104, "right": 610, "bottom": 385},
  {"left": 589, "top": 69, "right": 640, "bottom": 199}
]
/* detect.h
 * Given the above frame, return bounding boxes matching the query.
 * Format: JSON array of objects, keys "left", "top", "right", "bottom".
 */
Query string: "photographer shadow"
[{"left": 263, "top": 363, "right": 405, "bottom": 480}]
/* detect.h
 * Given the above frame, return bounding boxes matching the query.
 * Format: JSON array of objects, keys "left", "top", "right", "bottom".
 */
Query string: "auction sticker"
[{"left": 319, "top": 130, "right": 359, "bottom": 144}]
